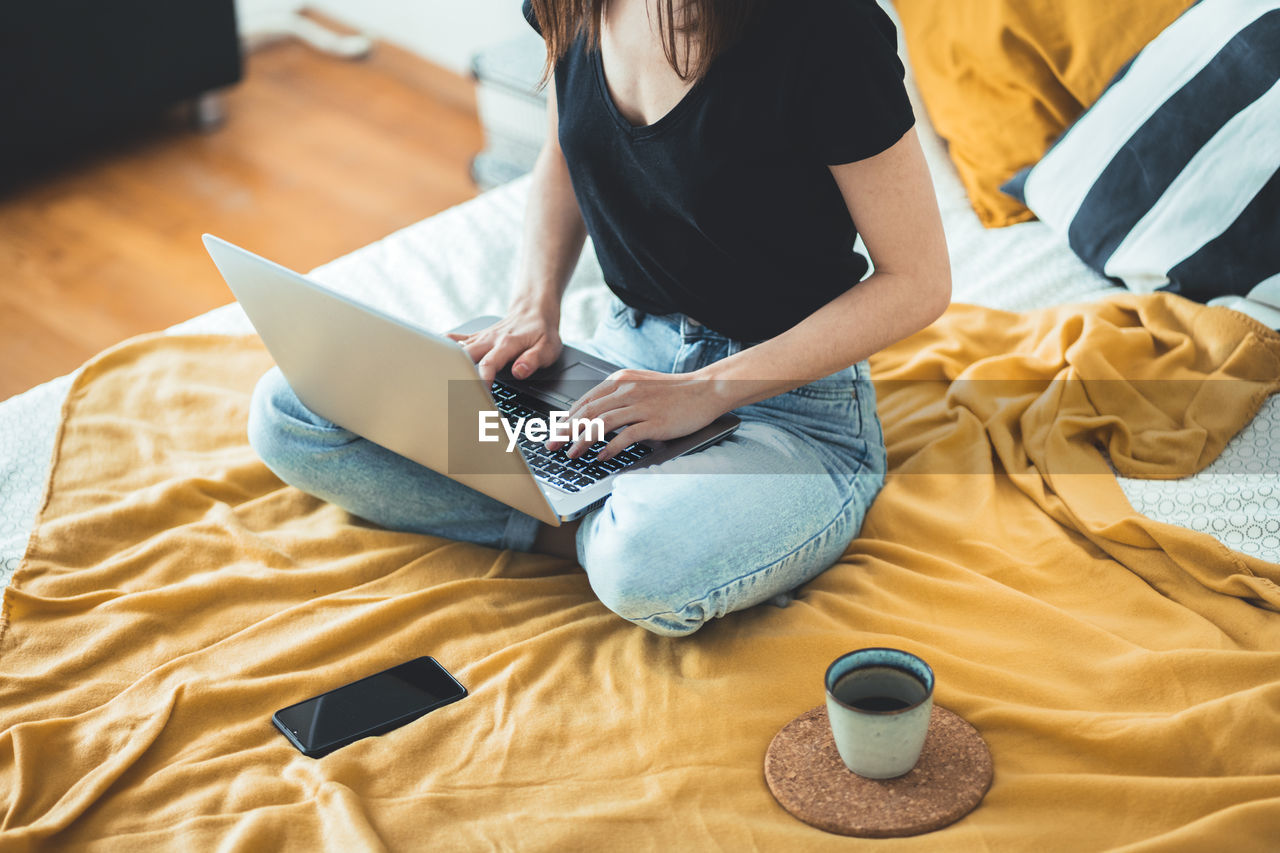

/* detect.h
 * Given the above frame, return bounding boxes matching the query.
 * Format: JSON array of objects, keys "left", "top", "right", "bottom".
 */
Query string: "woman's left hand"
[{"left": 547, "top": 368, "right": 729, "bottom": 461}]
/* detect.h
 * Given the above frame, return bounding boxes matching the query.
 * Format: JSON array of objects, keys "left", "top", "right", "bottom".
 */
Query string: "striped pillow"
[{"left": 1003, "top": 0, "right": 1280, "bottom": 322}]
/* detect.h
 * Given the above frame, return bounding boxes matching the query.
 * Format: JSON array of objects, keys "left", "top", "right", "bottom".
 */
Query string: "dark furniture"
[{"left": 1, "top": 0, "right": 243, "bottom": 183}]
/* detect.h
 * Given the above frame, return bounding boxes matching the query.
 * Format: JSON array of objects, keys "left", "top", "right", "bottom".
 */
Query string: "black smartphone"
[{"left": 272, "top": 656, "right": 467, "bottom": 758}]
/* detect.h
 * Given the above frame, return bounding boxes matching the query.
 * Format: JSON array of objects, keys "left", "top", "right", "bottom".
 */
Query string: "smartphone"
[{"left": 273, "top": 656, "right": 467, "bottom": 758}]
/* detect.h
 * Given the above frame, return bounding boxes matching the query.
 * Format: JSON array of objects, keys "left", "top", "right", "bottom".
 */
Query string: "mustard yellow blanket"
[{"left": 2, "top": 294, "right": 1278, "bottom": 851}]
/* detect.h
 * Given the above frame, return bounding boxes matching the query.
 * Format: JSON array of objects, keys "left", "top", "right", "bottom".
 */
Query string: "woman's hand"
[
  {"left": 448, "top": 308, "right": 562, "bottom": 384},
  {"left": 547, "top": 368, "right": 730, "bottom": 461}
]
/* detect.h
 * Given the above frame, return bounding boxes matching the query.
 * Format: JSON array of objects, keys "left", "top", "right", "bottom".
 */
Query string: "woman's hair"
[{"left": 530, "top": 0, "right": 767, "bottom": 86}]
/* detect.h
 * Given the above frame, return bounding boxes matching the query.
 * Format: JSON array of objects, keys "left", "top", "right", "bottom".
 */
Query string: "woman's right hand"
[{"left": 447, "top": 307, "right": 563, "bottom": 384}]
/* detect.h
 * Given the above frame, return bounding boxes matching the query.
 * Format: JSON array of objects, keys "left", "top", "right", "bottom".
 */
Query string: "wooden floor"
[{"left": 0, "top": 37, "right": 484, "bottom": 401}]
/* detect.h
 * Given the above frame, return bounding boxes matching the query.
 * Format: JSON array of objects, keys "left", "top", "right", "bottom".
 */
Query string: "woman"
[{"left": 250, "top": 0, "right": 950, "bottom": 636}]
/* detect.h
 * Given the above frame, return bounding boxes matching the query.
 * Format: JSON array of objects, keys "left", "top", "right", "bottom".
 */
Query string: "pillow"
[
  {"left": 893, "top": 0, "right": 1195, "bottom": 228},
  {"left": 1002, "top": 0, "right": 1280, "bottom": 319}
]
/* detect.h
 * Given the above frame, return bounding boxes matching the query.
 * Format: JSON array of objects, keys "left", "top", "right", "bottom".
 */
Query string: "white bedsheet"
[{"left": 3, "top": 40, "right": 1277, "bottom": 598}]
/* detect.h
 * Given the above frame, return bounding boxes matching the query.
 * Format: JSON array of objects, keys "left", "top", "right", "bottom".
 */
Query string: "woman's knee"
[
  {"left": 248, "top": 368, "right": 299, "bottom": 467},
  {"left": 578, "top": 475, "right": 866, "bottom": 638},
  {"left": 248, "top": 369, "right": 285, "bottom": 460},
  {"left": 579, "top": 496, "right": 808, "bottom": 638},
  {"left": 579, "top": 518, "right": 708, "bottom": 638},
  {"left": 247, "top": 367, "right": 349, "bottom": 487}
]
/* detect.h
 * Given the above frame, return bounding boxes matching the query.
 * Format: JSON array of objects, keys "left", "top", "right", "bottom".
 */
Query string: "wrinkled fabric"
[{"left": 2, "top": 293, "right": 1278, "bottom": 851}]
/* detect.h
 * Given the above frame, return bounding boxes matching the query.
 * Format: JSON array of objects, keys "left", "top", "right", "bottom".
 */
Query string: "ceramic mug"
[{"left": 824, "top": 648, "right": 935, "bottom": 779}]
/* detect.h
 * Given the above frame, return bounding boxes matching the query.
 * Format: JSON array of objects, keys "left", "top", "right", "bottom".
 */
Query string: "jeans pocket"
[
  {"left": 754, "top": 385, "right": 858, "bottom": 431},
  {"left": 788, "top": 382, "right": 858, "bottom": 401},
  {"left": 746, "top": 366, "right": 866, "bottom": 440},
  {"left": 786, "top": 367, "right": 859, "bottom": 401}
]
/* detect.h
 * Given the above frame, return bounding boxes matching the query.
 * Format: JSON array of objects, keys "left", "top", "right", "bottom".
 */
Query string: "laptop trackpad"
[{"left": 524, "top": 361, "right": 613, "bottom": 407}]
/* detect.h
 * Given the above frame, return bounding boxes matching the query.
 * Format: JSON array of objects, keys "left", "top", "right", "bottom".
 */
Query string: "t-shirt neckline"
[{"left": 590, "top": 46, "right": 711, "bottom": 138}]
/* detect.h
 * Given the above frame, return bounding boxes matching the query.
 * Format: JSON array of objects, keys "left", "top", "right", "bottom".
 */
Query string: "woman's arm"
[
  {"left": 450, "top": 85, "right": 589, "bottom": 383},
  {"left": 554, "top": 128, "right": 951, "bottom": 459},
  {"left": 699, "top": 127, "right": 951, "bottom": 403}
]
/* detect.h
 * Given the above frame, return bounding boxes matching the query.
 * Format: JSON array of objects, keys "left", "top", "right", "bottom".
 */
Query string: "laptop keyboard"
[{"left": 490, "top": 380, "right": 653, "bottom": 493}]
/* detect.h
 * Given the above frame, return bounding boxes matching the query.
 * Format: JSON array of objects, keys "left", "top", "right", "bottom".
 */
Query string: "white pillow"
[{"left": 1002, "top": 0, "right": 1280, "bottom": 326}]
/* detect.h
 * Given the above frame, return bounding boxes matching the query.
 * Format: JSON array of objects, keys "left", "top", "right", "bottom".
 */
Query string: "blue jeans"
[{"left": 248, "top": 299, "right": 887, "bottom": 637}]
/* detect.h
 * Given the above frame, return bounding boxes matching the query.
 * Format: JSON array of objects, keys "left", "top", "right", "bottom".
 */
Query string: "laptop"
[{"left": 203, "top": 235, "right": 740, "bottom": 527}]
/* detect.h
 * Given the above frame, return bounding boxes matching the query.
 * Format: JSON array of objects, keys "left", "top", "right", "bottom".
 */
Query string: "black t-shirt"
[{"left": 522, "top": 0, "right": 914, "bottom": 342}]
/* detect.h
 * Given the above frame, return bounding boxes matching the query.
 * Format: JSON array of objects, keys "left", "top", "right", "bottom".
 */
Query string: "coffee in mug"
[{"left": 824, "top": 648, "right": 935, "bottom": 779}]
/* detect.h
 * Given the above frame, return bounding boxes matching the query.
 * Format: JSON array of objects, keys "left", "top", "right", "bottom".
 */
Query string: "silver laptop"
[{"left": 203, "top": 235, "right": 740, "bottom": 527}]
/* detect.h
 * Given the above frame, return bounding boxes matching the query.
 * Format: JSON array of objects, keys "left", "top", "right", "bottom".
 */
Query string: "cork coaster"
[{"left": 764, "top": 705, "right": 993, "bottom": 838}]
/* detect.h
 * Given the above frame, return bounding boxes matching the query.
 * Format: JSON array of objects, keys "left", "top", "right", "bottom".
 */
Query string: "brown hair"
[{"left": 530, "top": 0, "right": 767, "bottom": 87}]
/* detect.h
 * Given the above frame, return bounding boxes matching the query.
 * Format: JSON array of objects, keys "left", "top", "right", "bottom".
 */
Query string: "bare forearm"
[
  {"left": 512, "top": 145, "right": 588, "bottom": 321},
  {"left": 696, "top": 269, "right": 949, "bottom": 409}
]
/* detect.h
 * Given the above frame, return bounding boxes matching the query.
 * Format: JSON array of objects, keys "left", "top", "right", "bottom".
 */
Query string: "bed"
[
  {"left": 5, "top": 22, "right": 1278, "bottom": 590},
  {"left": 2, "top": 2, "right": 1278, "bottom": 849}
]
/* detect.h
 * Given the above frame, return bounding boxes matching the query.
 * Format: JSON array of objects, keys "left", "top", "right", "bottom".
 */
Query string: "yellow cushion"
[{"left": 894, "top": 0, "right": 1195, "bottom": 227}]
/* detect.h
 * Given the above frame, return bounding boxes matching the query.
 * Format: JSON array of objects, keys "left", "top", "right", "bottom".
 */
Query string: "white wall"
[
  {"left": 235, "top": 0, "right": 302, "bottom": 37},
  {"left": 310, "top": 0, "right": 530, "bottom": 73},
  {"left": 235, "top": 0, "right": 530, "bottom": 72}
]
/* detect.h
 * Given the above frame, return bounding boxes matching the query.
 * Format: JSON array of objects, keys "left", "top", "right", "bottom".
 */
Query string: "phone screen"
[{"left": 273, "top": 656, "right": 467, "bottom": 757}]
